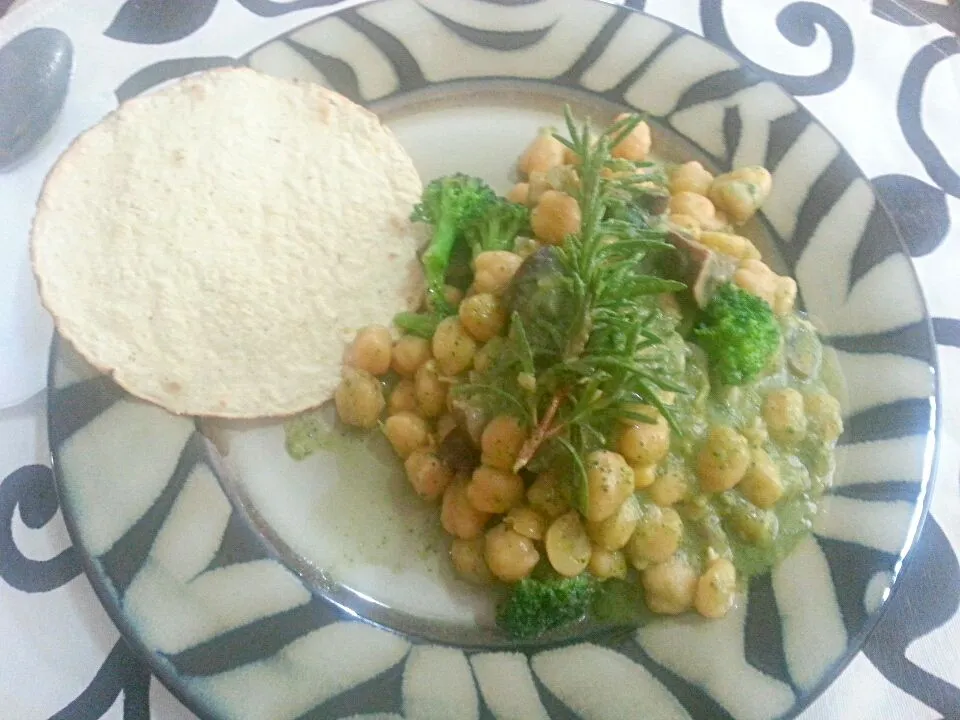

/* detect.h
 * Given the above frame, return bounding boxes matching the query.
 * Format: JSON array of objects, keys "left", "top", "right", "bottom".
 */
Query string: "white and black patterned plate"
[{"left": 45, "top": 1, "right": 940, "bottom": 718}]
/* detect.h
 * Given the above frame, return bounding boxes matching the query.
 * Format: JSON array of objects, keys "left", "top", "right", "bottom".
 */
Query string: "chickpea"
[
  {"left": 474, "top": 251, "right": 524, "bottom": 295},
  {"left": 442, "top": 284, "right": 464, "bottom": 309},
  {"left": 669, "top": 192, "right": 722, "bottom": 231},
  {"left": 415, "top": 361, "right": 448, "bottom": 418},
  {"left": 441, "top": 480, "right": 492, "bottom": 539},
  {"left": 384, "top": 412, "right": 431, "bottom": 459},
  {"left": 741, "top": 416, "right": 769, "bottom": 448},
  {"left": 617, "top": 405, "right": 670, "bottom": 466},
  {"left": 506, "top": 182, "right": 530, "bottom": 206},
  {"left": 485, "top": 524, "right": 540, "bottom": 582},
  {"left": 713, "top": 210, "right": 731, "bottom": 231},
  {"left": 527, "top": 171, "right": 550, "bottom": 206},
  {"left": 432, "top": 317, "right": 477, "bottom": 377},
  {"left": 404, "top": 450, "right": 454, "bottom": 501},
  {"left": 735, "top": 260, "right": 797, "bottom": 317},
  {"left": 669, "top": 161, "right": 714, "bottom": 196},
  {"left": 806, "top": 393, "right": 844, "bottom": 444},
  {"left": 473, "top": 336, "right": 505, "bottom": 374},
  {"left": 774, "top": 276, "right": 798, "bottom": 316},
  {"left": 585, "top": 450, "right": 635, "bottom": 522},
  {"left": 480, "top": 415, "right": 526, "bottom": 471},
  {"left": 708, "top": 166, "right": 773, "bottom": 225},
  {"left": 547, "top": 165, "right": 580, "bottom": 197},
  {"left": 627, "top": 505, "right": 683, "bottom": 566},
  {"left": 669, "top": 213, "right": 701, "bottom": 239},
  {"left": 734, "top": 258, "right": 778, "bottom": 309},
  {"left": 388, "top": 379, "right": 419, "bottom": 415},
  {"left": 346, "top": 325, "right": 392, "bottom": 376},
  {"left": 697, "top": 426, "right": 751, "bottom": 492},
  {"left": 739, "top": 448, "right": 784, "bottom": 509},
  {"left": 589, "top": 547, "right": 628, "bottom": 580},
  {"left": 504, "top": 505, "right": 546, "bottom": 540},
  {"left": 459, "top": 293, "right": 506, "bottom": 343},
  {"left": 633, "top": 463, "right": 657, "bottom": 490},
  {"left": 763, "top": 388, "right": 807, "bottom": 446},
  {"left": 450, "top": 537, "right": 495, "bottom": 585},
  {"left": 642, "top": 556, "right": 698, "bottom": 615},
  {"left": 695, "top": 557, "right": 737, "bottom": 618},
  {"left": 545, "top": 511, "right": 592, "bottom": 577},
  {"left": 518, "top": 129, "right": 566, "bottom": 177},
  {"left": 648, "top": 469, "right": 688, "bottom": 507},
  {"left": 611, "top": 114, "right": 652, "bottom": 161},
  {"left": 587, "top": 494, "right": 640, "bottom": 551},
  {"left": 334, "top": 367, "right": 385, "bottom": 428},
  {"left": 467, "top": 465, "right": 525, "bottom": 514},
  {"left": 392, "top": 335, "right": 431, "bottom": 377},
  {"left": 698, "top": 231, "right": 761, "bottom": 262},
  {"left": 527, "top": 470, "right": 570, "bottom": 518},
  {"left": 531, "top": 190, "right": 581, "bottom": 246}
]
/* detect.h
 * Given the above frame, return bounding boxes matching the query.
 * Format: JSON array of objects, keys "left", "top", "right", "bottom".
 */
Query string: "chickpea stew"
[{"left": 285, "top": 109, "right": 843, "bottom": 640}]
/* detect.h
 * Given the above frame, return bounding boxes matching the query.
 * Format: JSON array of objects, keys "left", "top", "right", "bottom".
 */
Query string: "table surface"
[{"left": 1, "top": 1, "right": 959, "bottom": 719}]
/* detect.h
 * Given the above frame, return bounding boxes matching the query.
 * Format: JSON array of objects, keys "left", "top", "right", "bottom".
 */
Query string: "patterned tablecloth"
[{"left": 1, "top": 1, "right": 959, "bottom": 718}]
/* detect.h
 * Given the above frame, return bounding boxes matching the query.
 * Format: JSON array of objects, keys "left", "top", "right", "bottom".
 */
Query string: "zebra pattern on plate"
[{"left": 32, "top": 2, "right": 939, "bottom": 720}]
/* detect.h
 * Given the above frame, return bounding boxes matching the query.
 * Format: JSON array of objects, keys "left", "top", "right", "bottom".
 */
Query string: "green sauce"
[
  {"left": 656, "top": 311, "right": 840, "bottom": 579},
  {"left": 284, "top": 409, "right": 337, "bottom": 460},
  {"left": 282, "top": 403, "right": 447, "bottom": 575}
]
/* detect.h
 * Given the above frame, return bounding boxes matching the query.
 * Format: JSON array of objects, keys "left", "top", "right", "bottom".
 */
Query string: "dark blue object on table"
[{"left": 0, "top": 27, "right": 72, "bottom": 171}]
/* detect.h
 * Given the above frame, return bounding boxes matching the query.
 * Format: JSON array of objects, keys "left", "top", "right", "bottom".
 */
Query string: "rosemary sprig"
[{"left": 462, "top": 108, "right": 687, "bottom": 502}]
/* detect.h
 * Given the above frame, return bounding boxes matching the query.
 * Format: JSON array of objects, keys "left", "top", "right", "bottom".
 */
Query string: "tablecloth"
[{"left": 1, "top": 0, "right": 959, "bottom": 718}]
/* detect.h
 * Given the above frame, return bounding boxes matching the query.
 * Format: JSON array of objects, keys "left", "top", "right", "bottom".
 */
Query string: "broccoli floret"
[
  {"left": 410, "top": 174, "right": 497, "bottom": 314},
  {"left": 496, "top": 576, "right": 596, "bottom": 639},
  {"left": 693, "top": 282, "right": 781, "bottom": 386},
  {"left": 465, "top": 197, "right": 530, "bottom": 258}
]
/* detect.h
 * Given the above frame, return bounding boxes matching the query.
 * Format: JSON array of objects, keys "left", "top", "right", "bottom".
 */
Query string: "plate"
[{"left": 48, "top": 1, "right": 939, "bottom": 718}]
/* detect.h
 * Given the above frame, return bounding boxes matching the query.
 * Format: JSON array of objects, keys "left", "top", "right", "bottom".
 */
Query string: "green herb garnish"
[{"left": 460, "top": 110, "right": 686, "bottom": 497}]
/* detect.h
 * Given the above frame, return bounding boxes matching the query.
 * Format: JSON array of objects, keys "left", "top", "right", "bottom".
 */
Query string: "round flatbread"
[{"left": 31, "top": 68, "right": 423, "bottom": 418}]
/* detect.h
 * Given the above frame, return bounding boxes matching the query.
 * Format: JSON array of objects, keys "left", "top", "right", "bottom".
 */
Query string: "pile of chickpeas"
[
  {"left": 330, "top": 114, "right": 844, "bottom": 622},
  {"left": 667, "top": 160, "right": 798, "bottom": 316}
]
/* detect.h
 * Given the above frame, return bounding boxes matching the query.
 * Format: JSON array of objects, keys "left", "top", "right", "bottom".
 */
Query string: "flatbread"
[{"left": 31, "top": 68, "right": 424, "bottom": 418}]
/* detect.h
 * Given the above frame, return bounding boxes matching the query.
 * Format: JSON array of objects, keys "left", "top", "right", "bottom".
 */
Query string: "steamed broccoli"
[
  {"left": 394, "top": 174, "right": 497, "bottom": 337},
  {"left": 694, "top": 282, "right": 781, "bottom": 386},
  {"left": 411, "top": 174, "right": 497, "bottom": 314},
  {"left": 465, "top": 197, "right": 530, "bottom": 258},
  {"left": 496, "top": 576, "right": 597, "bottom": 639}
]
